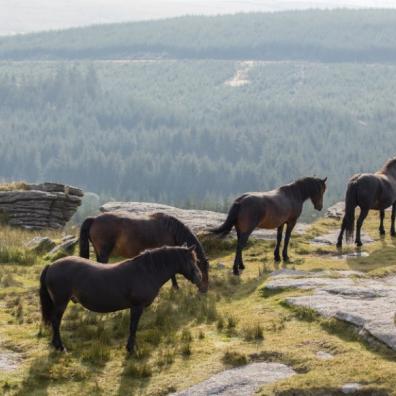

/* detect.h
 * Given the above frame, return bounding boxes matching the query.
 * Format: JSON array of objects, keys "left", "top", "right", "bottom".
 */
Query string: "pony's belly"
[
  {"left": 258, "top": 216, "right": 287, "bottom": 229},
  {"left": 72, "top": 293, "right": 130, "bottom": 313}
]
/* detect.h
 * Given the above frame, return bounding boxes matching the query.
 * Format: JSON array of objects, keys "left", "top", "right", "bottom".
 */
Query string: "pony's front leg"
[
  {"left": 274, "top": 224, "right": 284, "bottom": 262},
  {"left": 391, "top": 203, "right": 396, "bottom": 237},
  {"left": 126, "top": 306, "right": 144, "bottom": 353},
  {"left": 171, "top": 276, "right": 179, "bottom": 290},
  {"left": 282, "top": 220, "right": 296, "bottom": 262},
  {"left": 379, "top": 210, "right": 386, "bottom": 236}
]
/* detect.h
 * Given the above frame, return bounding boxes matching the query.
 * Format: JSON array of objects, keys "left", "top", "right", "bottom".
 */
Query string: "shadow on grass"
[
  {"left": 16, "top": 351, "right": 62, "bottom": 395},
  {"left": 345, "top": 244, "right": 396, "bottom": 273},
  {"left": 116, "top": 354, "right": 152, "bottom": 396}
]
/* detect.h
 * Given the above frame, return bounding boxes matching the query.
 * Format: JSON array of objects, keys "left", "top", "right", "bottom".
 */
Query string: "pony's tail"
[
  {"left": 209, "top": 202, "right": 241, "bottom": 238},
  {"left": 344, "top": 180, "right": 358, "bottom": 243},
  {"left": 79, "top": 217, "right": 94, "bottom": 258},
  {"left": 39, "top": 265, "right": 53, "bottom": 326}
]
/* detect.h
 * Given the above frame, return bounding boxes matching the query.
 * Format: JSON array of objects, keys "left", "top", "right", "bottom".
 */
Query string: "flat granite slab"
[
  {"left": 101, "top": 201, "right": 309, "bottom": 240},
  {"left": 265, "top": 271, "right": 396, "bottom": 351},
  {"left": 171, "top": 362, "right": 295, "bottom": 396}
]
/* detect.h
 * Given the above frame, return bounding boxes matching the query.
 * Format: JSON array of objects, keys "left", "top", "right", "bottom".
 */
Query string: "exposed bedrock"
[
  {"left": 265, "top": 270, "right": 396, "bottom": 351},
  {"left": 100, "top": 201, "right": 309, "bottom": 239},
  {"left": 0, "top": 182, "right": 83, "bottom": 229}
]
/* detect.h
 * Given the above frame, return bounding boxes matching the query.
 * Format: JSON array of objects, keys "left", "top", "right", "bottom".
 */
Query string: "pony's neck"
[
  {"left": 293, "top": 179, "right": 313, "bottom": 202},
  {"left": 146, "top": 250, "right": 182, "bottom": 289},
  {"left": 383, "top": 166, "right": 396, "bottom": 180}
]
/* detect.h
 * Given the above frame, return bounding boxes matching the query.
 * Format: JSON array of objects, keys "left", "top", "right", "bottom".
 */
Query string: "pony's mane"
[
  {"left": 138, "top": 245, "right": 194, "bottom": 266},
  {"left": 380, "top": 158, "right": 396, "bottom": 173},
  {"left": 291, "top": 177, "right": 324, "bottom": 198},
  {"left": 151, "top": 213, "right": 209, "bottom": 271}
]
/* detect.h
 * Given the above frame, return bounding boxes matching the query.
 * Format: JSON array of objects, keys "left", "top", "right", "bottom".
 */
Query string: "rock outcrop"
[
  {"left": 100, "top": 202, "right": 309, "bottom": 239},
  {"left": 325, "top": 201, "right": 345, "bottom": 219},
  {"left": 171, "top": 362, "right": 295, "bottom": 396},
  {"left": 0, "top": 182, "right": 83, "bottom": 229},
  {"left": 265, "top": 270, "right": 396, "bottom": 351}
]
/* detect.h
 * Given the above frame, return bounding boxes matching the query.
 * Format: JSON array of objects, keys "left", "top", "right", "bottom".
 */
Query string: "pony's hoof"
[
  {"left": 274, "top": 256, "right": 281, "bottom": 262},
  {"left": 282, "top": 256, "right": 290, "bottom": 262},
  {"left": 53, "top": 344, "right": 66, "bottom": 352},
  {"left": 233, "top": 269, "right": 240, "bottom": 276},
  {"left": 336, "top": 242, "right": 342, "bottom": 249},
  {"left": 355, "top": 241, "right": 363, "bottom": 247},
  {"left": 239, "top": 264, "right": 245, "bottom": 270}
]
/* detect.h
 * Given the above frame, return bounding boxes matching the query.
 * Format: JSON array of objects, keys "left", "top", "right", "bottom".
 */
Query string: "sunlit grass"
[{"left": 0, "top": 211, "right": 396, "bottom": 395}]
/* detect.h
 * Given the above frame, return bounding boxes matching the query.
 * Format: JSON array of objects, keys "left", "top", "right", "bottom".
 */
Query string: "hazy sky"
[{"left": 2, "top": 1, "right": 396, "bottom": 35}]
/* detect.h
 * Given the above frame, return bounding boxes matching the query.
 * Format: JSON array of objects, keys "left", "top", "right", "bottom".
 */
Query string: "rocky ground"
[
  {"left": 172, "top": 362, "right": 295, "bottom": 396},
  {"left": 266, "top": 269, "right": 396, "bottom": 351},
  {"left": 100, "top": 201, "right": 309, "bottom": 239}
]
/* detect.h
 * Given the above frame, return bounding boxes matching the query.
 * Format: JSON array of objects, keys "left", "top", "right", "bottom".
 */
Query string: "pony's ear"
[{"left": 322, "top": 177, "right": 328, "bottom": 183}]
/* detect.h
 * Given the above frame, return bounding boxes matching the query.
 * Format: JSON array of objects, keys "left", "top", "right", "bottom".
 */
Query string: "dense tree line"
[
  {"left": 2, "top": 10, "right": 396, "bottom": 62},
  {"left": 0, "top": 59, "right": 396, "bottom": 218}
]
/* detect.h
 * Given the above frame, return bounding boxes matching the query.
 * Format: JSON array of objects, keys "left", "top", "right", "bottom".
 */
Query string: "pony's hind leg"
[
  {"left": 282, "top": 220, "right": 297, "bottom": 262},
  {"left": 51, "top": 303, "right": 68, "bottom": 351},
  {"left": 379, "top": 210, "right": 386, "bottom": 236},
  {"left": 391, "top": 203, "right": 396, "bottom": 237},
  {"left": 126, "top": 306, "right": 144, "bottom": 353},
  {"left": 274, "top": 224, "right": 285, "bottom": 262},
  {"left": 355, "top": 208, "right": 369, "bottom": 247},
  {"left": 233, "top": 231, "right": 251, "bottom": 275},
  {"left": 96, "top": 243, "right": 114, "bottom": 263}
]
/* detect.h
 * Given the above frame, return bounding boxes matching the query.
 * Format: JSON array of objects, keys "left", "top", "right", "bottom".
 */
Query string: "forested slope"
[
  {"left": 1, "top": 11, "right": 396, "bottom": 215},
  {"left": 1, "top": 10, "right": 396, "bottom": 62}
]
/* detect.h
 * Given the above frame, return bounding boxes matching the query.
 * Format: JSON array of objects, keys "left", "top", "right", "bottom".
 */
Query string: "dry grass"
[
  {"left": 0, "top": 211, "right": 396, "bottom": 395},
  {"left": 0, "top": 181, "right": 29, "bottom": 192}
]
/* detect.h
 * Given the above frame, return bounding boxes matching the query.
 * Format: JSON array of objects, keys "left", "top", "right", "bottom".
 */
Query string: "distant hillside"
[{"left": 1, "top": 10, "right": 396, "bottom": 62}]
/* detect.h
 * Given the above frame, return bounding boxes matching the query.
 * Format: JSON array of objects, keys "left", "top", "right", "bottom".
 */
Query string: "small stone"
[
  {"left": 25, "top": 236, "right": 56, "bottom": 254},
  {"left": 316, "top": 351, "right": 334, "bottom": 360},
  {"left": 46, "top": 237, "right": 78, "bottom": 260},
  {"left": 341, "top": 383, "right": 362, "bottom": 394}
]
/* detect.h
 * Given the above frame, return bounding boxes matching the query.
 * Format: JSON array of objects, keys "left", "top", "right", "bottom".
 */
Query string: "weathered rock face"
[
  {"left": 171, "top": 362, "right": 295, "bottom": 396},
  {"left": 0, "top": 182, "right": 83, "bottom": 229},
  {"left": 265, "top": 270, "right": 396, "bottom": 351},
  {"left": 325, "top": 201, "right": 345, "bottom": 219},
  {"left": 100, "top": 202, "right": 309, "bottom": 239}
]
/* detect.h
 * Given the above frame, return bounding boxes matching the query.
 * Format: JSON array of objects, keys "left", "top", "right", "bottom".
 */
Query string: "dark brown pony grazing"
[
  {"left": 79, "top": 212, "right": 209, "bottom": 293},
  {"left": 39, "top": 246, "right": 202, "bottom": 352},
  {"left": 337, "top": 158, "right": 396, "bottom": 248},
  {"left": 210, "top": 177, "right": 327, "bottom": 275}
]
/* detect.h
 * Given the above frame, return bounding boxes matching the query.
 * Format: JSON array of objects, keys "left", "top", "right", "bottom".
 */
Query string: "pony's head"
[
  {"left": 180, "top": 245, "right": 204, "bottom": 292},
  {"left": 381, "top": 157, "right": 396, "bottom": 178},
  {"left": 308, "top": 177, "right": 327, "bottom": 211}
]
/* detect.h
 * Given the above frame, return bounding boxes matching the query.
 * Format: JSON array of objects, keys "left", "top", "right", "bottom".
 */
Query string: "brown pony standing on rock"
[
  {"left": 210, "top": 177, "right": 327, "bottom": 275},
  {"left": 79, "top": 212, "right": 209, "bottom": 292},
  {"left": 39, "top": 246, "right": 202, "bottom": 352},
  {"left": 337, "top": 158, "right": 396, "bottom": 248}
]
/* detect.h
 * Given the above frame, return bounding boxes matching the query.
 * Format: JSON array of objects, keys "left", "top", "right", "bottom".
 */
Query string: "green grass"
[{"left": 1, "top": 211, "right": 396, "bottom": 395}]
